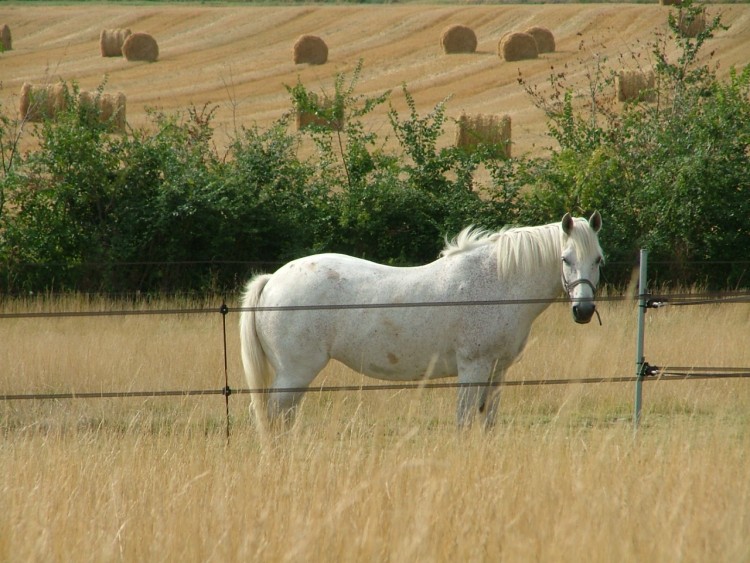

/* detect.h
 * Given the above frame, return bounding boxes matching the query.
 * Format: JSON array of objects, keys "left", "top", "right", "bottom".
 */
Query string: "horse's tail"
[{"left": 239, "top": 274, "right": 274, "bottom": 430}]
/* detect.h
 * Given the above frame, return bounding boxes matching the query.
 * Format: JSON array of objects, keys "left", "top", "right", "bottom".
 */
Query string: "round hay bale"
[
  {"left": 678, "top": 10, "right": 706, "bottom": 38},
  {"left": 293, "top": 35, "right": 328, "bottom": 65},
  {"left": 78, "top": 90, "right": 95, "bottom": 107},
  {"left": 78, "top": 90, "right": 127, "bottom": 132},
  {"left": 19, "top": 82, "right": 68, "bottom": 122},
  {"left": 99, "top": 92, "right": 127, "bottom": 132},
  {"left": 100, "top": 28, "right": 132, "bottom": 57},
  {"left": 616, "top": 70, "right": 656, "bottom": 103},
  {"left": 122, "top": 32, "right": 159, "bottom": 62},
  {"left": 294, "top": 93, "right": 342, "bottom": 131},
  {"left": 524, "top": 26, "right": 555, "bottom": 54},
  {"left": 1, "top": 24, "right": 12, "bottom": 52},
  {"left": 19, "top": 83, "right": 33, "bottom": 120},
  {"left": 455, "top": 113, "right": 511, "bottom": 158},
  {"left": 440, "top": 24, "right": 477, "bottom": 54},
  {"left": 499, "top": 32, "right": 538, "bottom": 62}
]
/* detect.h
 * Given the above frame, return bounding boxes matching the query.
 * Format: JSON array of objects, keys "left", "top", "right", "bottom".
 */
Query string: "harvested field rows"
[{"left": 2, "top": 4, "right": 750, "bottom": 154}]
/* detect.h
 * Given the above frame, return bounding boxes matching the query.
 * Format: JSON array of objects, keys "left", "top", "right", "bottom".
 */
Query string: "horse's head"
[{"left": 560, "top": 212, "right": 604, "bottom": 324}]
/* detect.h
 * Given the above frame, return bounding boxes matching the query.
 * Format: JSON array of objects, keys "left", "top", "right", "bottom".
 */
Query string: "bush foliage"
[
  {"left": 1, "top": 2, "right": 748, "bottom": 293},
  {"left": 513, "top": 0, "right": 749, "bottom": 287}
]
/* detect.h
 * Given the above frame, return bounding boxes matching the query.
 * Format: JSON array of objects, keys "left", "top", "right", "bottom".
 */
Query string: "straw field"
[
  {"left": 2, "top": 4, "right": 749, "bottom": 156},
  {"left": 1, "top": 293, "right": 748, "bottom": 561}
]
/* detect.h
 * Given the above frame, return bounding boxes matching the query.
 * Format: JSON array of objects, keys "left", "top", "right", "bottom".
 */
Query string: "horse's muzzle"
[{"left": 572, "top": 302, "right": 596, "bottom": 324}]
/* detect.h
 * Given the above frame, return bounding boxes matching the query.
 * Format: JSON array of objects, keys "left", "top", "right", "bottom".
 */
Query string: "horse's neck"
[
  {"left": 511, "top": 260, "right": 561, "bottom": 301},
  {"left": 492, "top": 238, "right": 562, "bottom": 301},
  {"left": 451, "top": 241, "right": 561, "bottom": 302}
]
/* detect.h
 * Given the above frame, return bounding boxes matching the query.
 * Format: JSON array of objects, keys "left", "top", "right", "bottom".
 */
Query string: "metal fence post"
[{"left": 634, "top": 249, "right": 648, "bottom": 429}]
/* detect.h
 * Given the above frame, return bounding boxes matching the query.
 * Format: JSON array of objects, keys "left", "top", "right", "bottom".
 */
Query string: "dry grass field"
[
  {"left": 1, "top": 293, "right": 749, "bottom": 560},
  {"left": 2, "top": 3, "right": 750, "bottom": 155}
]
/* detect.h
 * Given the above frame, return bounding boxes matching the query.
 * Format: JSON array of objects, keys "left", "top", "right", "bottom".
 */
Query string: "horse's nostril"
[{"left": 573, "top": 303, "right": 595, "bottom": 324}]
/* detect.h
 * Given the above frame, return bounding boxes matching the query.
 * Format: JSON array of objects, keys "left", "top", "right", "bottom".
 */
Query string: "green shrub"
[
  {"left": 289, "top": 68, "right": 515, "bottom": 265},
  {"left": 515, "top": 0, "right": 750, "bottom": 288},
  {"left": 223, "top": 118, "right": 329, "bottom": 265},
  {"left": 1, "top": 83, "right": 123, "bottom": 291}
]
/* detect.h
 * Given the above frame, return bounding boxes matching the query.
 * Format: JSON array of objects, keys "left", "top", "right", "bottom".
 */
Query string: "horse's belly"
[
  {"left": 324, "top": 306, "right": 464, "bottom": 381},
  {"left": 334, "top": 348, "right": 457, "bottom": 382}
]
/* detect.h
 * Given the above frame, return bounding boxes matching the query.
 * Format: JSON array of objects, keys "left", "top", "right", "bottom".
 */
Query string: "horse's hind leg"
[
  {"left": 267, "top": 353, "right": 328, "bottom": 425},
  {"left": 267, "top": 387, "right": 305, "bottom": 424}
]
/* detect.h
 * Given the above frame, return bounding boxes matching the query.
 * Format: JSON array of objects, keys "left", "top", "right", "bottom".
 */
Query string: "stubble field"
[{"left": 2, "top": 3, "right": 750, "bottom": 155}]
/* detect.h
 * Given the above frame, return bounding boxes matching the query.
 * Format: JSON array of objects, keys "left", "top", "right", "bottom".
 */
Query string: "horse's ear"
[
  {"left": 561, "top": 213, "right": 574, "bottom": 236},
  {"left": 589, "top": 210, "right": 602, "bottom": 233}
]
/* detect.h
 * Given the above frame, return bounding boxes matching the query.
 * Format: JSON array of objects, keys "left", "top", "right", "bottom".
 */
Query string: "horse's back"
[
  {"left": 254, "top": 253, "right": 466, "bottom": 380},
  {"left": 262, "top": 253, "right": 442, "bottom": 305}
]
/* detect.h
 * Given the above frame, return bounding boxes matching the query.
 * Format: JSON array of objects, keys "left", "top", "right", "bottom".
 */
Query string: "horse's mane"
[{"left": 440, "top": 218, "right": 601, "bottom": 276}]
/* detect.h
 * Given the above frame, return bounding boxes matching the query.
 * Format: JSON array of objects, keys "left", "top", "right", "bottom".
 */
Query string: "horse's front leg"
[{"left": 456, "top": 358, "right": 502, "bottom": 429}]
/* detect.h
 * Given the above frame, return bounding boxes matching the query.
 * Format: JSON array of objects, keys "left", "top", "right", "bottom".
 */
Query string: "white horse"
[{"left": 240, "top": 212, "right": 603, "bottom": 429}]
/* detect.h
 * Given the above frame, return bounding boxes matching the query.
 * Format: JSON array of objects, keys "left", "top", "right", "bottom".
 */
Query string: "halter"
[
  {"left": 561, "top": 275, "right": 598, "bottom": 297},
  {"left": 561, "top": 273, "right": 602, "bottom": 325}
]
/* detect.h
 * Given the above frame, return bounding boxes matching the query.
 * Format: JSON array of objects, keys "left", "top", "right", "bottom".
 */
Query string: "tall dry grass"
[{"left": 1, "top": 293, "right": 748, "bottom": 561}]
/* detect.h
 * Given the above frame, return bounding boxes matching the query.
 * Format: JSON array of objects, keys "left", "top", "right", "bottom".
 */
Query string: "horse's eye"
[
  {"left": 561, "top": 257, "right": 571, "bottom": 266},
  {"left": 595, "top": 256, "right": 603, "bottom": 266}
]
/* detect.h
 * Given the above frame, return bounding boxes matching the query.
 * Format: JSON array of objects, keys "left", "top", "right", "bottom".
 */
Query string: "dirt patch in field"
[{"left": 1, "top": 4, "right": 748, "bottom": 156}]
